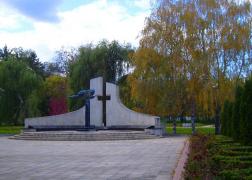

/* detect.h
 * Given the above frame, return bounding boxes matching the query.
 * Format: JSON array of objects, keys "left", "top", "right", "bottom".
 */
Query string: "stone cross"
[{"left": 97, "top": 78, "right": 111, "bottom": 127}]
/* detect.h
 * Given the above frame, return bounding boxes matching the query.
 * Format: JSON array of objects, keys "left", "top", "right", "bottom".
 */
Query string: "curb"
[{"left": 172, "top": 138, "right": 190, "bottom": 180}]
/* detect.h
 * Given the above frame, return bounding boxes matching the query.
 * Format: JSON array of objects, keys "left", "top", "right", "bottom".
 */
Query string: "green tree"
[
  {"left": 69, "top": 40, "right": 133, "bottom": 110},
  {"left": 0, "top": 46, "right": 45, "bottom": 77},
  {"left": 0, "top": 60, "right": 42, "bottom": 125},
  {"left": 221, "top": 100, "right": 233, "bottom": 136},
  {"left": 51, "top": 47, "right": 78, "bottom": 75},
  {"left": 221, "top": 100, "right": 229, "bottom": 136},
  {"left": 232, "top": 85, "right": 244, "bottom": 140},
  {"left": 227, "top": 102, "right": 234, "bottom": 137},
  {"left": 240, "top": 76, "right": 252, "bottom": 145}
]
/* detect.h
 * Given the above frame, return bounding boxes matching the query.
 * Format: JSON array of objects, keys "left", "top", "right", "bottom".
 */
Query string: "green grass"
[
  {"left": 165, "top": 122, "right": 212, "bottom": 127},
  {"left": 0, "top": 126, "right": 23, "bottom": 134},
  {"left": 166, "top": 126, "right": 215, "bottom": 135}
]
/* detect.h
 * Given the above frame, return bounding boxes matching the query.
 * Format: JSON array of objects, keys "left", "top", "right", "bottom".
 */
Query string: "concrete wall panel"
[{"left": 25, "top": 107, "right": 85, "bottom": 128}]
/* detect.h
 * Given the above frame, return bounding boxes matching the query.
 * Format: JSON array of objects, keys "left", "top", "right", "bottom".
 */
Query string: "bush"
[
  {"left": 232, "top": 85, "right": 243, "bottom": 140},
  {"left": 220, "top": 168, "right": 252, "bottom": 179},
  {"left": 221, "top": 101, "right": 233, "bottom": 136},
  {"left": 220, "top": 150, "right": 252, "bottom": 156},
  {"left": 240, "top": 77, "right": 252, "bottom": 145},
  {"left": 184, "top": 135, "right": 252, "bottom": 179},
  {"left": 221, "top": 75, "right": 252, "bottom": 145}
]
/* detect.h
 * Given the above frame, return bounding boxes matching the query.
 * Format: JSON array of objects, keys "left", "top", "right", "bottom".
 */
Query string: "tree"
[
  {"left": 52, "top": 47, "right": 78, "bottom": 75},
  {"left": 220, "top": 100, "right": 233, "bottom": 136},
  {"left": 0, "top": 46, "right": 45, "bottom": 77},
  {"left": 118, "top": 75, "right": 136, "bottom": 109},
  {"left": 43, "top": 75, "right": 68, "bottom": 115},
  {"left": 221, "top": 100, "right": 229, "bottom": 136},
  {"left": 227, "top": 102, "right": 234, "bottom": 137},
  {"left": 240, "top": 76, "right": 252, "bottom": 145},
  {"left": 232, "top": 85, "right": 244, "bottom": 140},
  {"left": 129, "top": 0, "right": 252, "bottom": 134},
  {"left": 0, "top": 60, "right": 42, "bottom": 125},
  {"left": 0, "top": 45, "right": 10, "bottom": 61},
  {"left": 68, "top": 40, "right": 133, "bottom": 110}
]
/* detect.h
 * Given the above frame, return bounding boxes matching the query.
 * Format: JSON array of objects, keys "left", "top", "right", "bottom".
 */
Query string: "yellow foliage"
[
  {"left": 128, "top": 0, "right": 251, "bottom": 118},
  {"left": 44, "top": 75, "right": 68, "bottom": 98}
]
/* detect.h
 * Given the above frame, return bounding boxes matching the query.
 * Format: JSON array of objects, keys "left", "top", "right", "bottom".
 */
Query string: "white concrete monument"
[{"left": 25, "top": 77, "right": 161, "bottom": 132}]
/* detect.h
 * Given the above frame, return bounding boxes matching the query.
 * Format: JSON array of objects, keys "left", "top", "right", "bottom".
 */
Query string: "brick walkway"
[{"left": 0, "top": 136, "right": 187, "bottom": 180}]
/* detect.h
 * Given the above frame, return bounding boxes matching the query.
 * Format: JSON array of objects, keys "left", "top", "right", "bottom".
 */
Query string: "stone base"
[
  {"left": 10, "top": 130, "right": 162, "bottom": 141},
  {"left": 97, "top": 125, "right": 148, "bottom": 131},
  {"left": 145, "top": 126, "right": 167, "bottom": 136},
  {"left": 25, "top": 125, "right": 96, "bottom": 132}
]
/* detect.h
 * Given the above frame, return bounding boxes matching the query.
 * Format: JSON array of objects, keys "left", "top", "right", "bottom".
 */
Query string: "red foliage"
[{"left": 49, "top": 97, "right": 68, "bottom": 115}]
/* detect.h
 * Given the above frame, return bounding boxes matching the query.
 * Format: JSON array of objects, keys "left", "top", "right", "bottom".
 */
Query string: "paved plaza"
[{"left": 0, "top": 136, "right": 187, "bottom": 180}]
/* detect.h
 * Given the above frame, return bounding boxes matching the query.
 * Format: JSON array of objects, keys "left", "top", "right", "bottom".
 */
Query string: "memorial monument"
[{"left": 23, "top": 77, "right": 165, "bottom": 138}]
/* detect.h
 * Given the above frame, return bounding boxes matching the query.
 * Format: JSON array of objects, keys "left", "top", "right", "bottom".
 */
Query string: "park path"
[{"left": 0, "top": 136, "right": 187, "bottom": 180}]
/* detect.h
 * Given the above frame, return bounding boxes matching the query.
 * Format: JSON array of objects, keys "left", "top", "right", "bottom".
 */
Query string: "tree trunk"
[
  {"left": 215, "top": 104, "right": 221, "bottom": 134},
  {"left": 173, "top": 116, "right": 176, "bottom": 134},
  {"left": 191, "top": 100, "right": 196, "bottom": 134}
]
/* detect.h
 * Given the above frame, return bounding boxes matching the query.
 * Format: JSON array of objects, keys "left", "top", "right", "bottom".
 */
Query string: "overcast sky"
[{"left": 0, "top": 0, "right": 151, "bottom": 62}]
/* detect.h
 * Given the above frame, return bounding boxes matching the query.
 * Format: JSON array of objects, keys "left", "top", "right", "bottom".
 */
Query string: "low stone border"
[{"left": 172, "top": 138, "right": 190, "bottom": 180}]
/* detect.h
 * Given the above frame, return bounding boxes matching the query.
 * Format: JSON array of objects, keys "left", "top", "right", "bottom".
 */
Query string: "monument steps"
[{"left": 10, "top": 131, "right": 161, "bottom": 141}]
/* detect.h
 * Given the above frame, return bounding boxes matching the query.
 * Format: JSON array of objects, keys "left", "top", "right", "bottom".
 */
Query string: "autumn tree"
[
  {"left": 43, "top": 75, "right": 69, "bottom": 115},
  {"left": 129, "top": 0, "right": 252, "bottom": 134}
]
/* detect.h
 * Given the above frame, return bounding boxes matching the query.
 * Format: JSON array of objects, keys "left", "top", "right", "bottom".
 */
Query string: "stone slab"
[
  {"left": 0, "top": 136, "right": 187, "bottom": 180},
  {"left": 25, "top": 107, "right": 85, "bottom": 128}
]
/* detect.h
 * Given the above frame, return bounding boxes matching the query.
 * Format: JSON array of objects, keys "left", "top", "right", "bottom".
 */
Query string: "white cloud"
[
  {"left": 0, "top": 0, "right": 151, "bottom": 62},
  {"left": 0, "top": 4, "right": 26, "bottom": 29},
  {"left": 133, "top": 0, "right": 152, "bottom": 10}
]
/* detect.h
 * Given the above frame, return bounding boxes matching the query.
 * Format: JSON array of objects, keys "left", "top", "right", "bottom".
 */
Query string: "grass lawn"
[
  {"left": 165, "top": 122, "right": 212, "bottom": 127},
  {"left": 0, "top": 126, "right": 23, "bottom": 134},
  {"left": 166, "top": 126, "right": 215, "bottom": 135}
]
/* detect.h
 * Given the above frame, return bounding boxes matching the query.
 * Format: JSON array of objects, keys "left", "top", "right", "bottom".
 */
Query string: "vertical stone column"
[{"left": 90, "top": 77, "right": 103, "bottom": 127}]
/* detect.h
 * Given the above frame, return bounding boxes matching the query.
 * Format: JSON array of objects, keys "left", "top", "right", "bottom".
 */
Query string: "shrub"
[
  {"left": 220, "top": 168, "right": 252, "bottom": 179},
  {"left": 184, "top": 135, "right": 252, "bottom": 179},
  {"left": 240, "top": 77, "right": 252, "bottom": 145},
  {"left": 221, "top": 101, "right": 234, "bottom": 137},
  {"left": 220, "top": 75, "right": 252, "bottom": 145},
  {"left": 232, "top": 85, "right": 243, "bottom": 140}
]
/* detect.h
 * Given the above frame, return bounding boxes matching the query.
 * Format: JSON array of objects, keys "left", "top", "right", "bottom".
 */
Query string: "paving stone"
[{"left": 0, "top": 136, "right": 187, "bottom": 180}]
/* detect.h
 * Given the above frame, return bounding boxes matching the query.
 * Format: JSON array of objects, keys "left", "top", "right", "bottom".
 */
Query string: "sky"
[{"left": 0, "top": 0, "right": 151, "bottom": 62}]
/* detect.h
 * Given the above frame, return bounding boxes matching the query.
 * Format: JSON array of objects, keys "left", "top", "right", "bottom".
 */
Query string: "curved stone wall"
[
  {"left": 25, "top": 106, "right": 85, "bottom": 128},
  {"left": 106, "top": 82, "right": 158, "bottom": 127}
]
